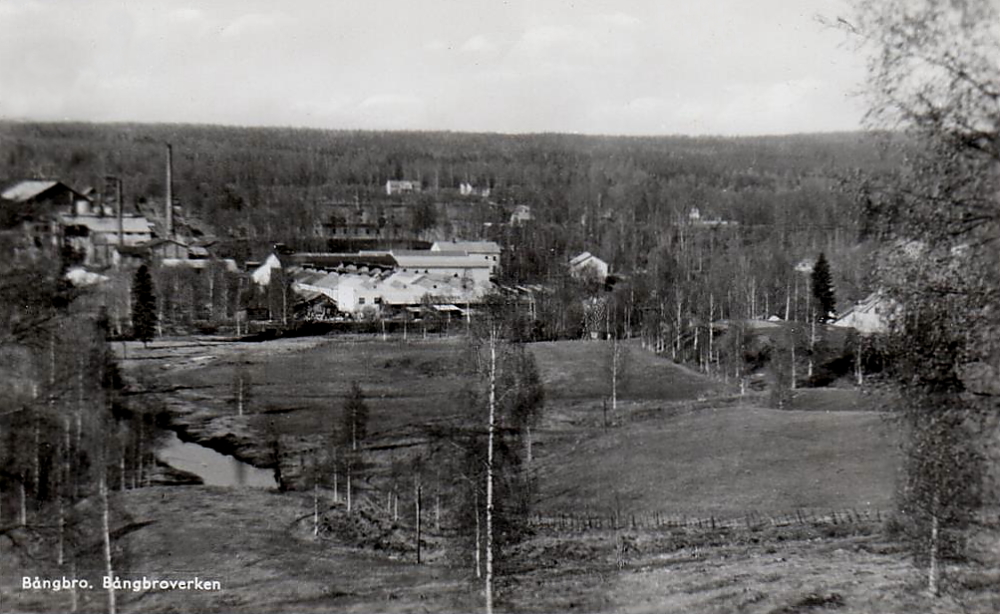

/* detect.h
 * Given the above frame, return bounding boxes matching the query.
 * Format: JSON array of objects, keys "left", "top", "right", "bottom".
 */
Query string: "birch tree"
[{"left": 838, "top": 0, "right": 1000, "bottom": 595}]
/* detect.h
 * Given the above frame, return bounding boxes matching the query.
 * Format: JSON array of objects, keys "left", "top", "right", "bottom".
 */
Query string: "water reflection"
[{"left": 156, "top": 430, "right": 276, "bottom": 488}]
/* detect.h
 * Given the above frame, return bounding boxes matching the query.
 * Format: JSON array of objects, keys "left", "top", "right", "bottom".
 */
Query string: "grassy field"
[
  {"left": 1, "top": 486, "right": 477, "bottom": 614},
  {"left": 533, "top": 405, "right": 897, "bottom": 516},
  {"left": 92, "top": 333, "right": 950, "bottom": 613},
  {"left": 120, "top": 334, "right": 900, "bottom": 517},
  {"left": 528, "top": 339, "right": 725, "bottom": 402}
]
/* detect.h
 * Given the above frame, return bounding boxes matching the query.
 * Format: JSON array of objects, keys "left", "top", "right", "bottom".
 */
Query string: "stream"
[{"left": 156, "top": 430, "right": 277, "bottom": 488}]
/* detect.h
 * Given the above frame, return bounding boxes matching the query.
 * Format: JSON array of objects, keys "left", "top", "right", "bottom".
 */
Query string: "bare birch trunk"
[
  {"left": 237, "top": 376, "right": 244, "bottom": 417},
  {"left": 474, "top": 488, "right": 482, "bottom": 579},
  {"left": 346, "top": 466, "right": 352, "bottom": 514},
  {"left": 708, "top": 293, "right": 714, "bottom": 375},
  {"left": 415, "top": 479, "right": 422, "bottom": 564},
  {"left": 19, "top": 481, "right": 26, "bottom": 526},
  {"left": 100, "top": 472, "right": 117, "bottom": 614},
  {"left": 856, "top": 335, "right": 864, "bottom": 386},
  {"left": 58, "top": 417, "right": 70, "bottom": 566},
  {"left": 790, "top": 335, "right": 797, "bottom": 391},
  {"left": 486, "top": 327, "right": 497, "bottom": 614},
  {"left": 611, "top": 336, "right": 618, "bottom": 415},
  {"left": 313, "top": 482, "right": 319, "bottom": 537},
  {"left": 928, "top": 489, "right": 941, "bottom": 596}
]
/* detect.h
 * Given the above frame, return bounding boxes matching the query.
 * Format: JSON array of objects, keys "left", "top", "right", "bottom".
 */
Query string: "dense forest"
[
  {"left": 0, "top": 121, "right": 906, "bottom": 368},
  {"left": 0, "top": 121, "right": 896, "bottom": 255}
]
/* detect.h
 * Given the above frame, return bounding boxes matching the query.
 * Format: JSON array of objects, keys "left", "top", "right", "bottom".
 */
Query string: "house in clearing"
[
  {"left": 510, "top": 204, "right": 533, "bottom": 225},
  {"left": 569, "top": 251, "right": 609, "bottom": 283},
  {"left": 459, "top": 182, "right": 491, "bottom": 197},
  {"left": 831, "top": 291, "right": 892, "bottom": 335},
  {"left": 385, "top": 179, "right": 422, "bottom": 195}
]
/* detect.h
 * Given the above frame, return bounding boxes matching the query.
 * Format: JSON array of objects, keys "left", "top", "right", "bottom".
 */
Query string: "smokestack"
[
  {"left": 117, "top": 177, "right": 124, "bottom": 247},
  {"left": 165, "top": 143, "right": 173, "bottom": 239}
]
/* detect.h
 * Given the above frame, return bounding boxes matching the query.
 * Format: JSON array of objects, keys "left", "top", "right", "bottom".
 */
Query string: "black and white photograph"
[{"left": 1, "top": 0, "right": 998, "bottom": 612}]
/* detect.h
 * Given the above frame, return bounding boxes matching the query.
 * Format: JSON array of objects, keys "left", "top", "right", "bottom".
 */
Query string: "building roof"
[
  {"left": 431, "top": 240, "right": 501, "bottom": 254},
  {"left": 60, "top": 214, "right": 152, "bottom": 235},
  {"left": 160, "top": 258, "right": 238, "bottom": 272},
  {"left": 569, "top": 251, "right": 596, "bottom": 267},
  {"left": 284, "top": 252, "right": 397, "bottom": 271},
  {"left": 1, "top": 180, "right": 62, "bottom": 202},
  {"left": 392, "top": 250, "right": 490, "bottom": 269},
  {"left": 832, "top": 291, "right": 891, "bottom": 334},
  {"left": 115, "top": 244, "right": 149, "bottom": 258}
]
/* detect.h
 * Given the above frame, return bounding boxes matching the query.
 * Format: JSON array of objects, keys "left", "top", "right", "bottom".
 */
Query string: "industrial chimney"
[
  {"left": 117, "top": 177, "right": 124, "bottom": 247},
  {"left": 165, "top": 143, "right": 174, "bottom": 239}
]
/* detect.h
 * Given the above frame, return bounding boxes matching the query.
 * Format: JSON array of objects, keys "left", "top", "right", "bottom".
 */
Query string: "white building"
[
  {"left": 832, "top": 291, "right": 892, "bottom": 335},
  {"left": 569, "top": 251, "right": 609, "bottom": 283},
  {"left": 335, "top": 275, "right": 383, "bottom": 313},
  {"left": 385, "top": 179, "right": 422, "bottom": 195},
  {"left": 430, "top": 240, "right": 501, "bottom": 274},
  {"left": 60, "top": 213, "right": 153, "bottom": 267},
  {"left": 392, "top": 249, "right": 493, "bottom": 285},
  {"left": 459, "top": 182, "right": 491, "bottom": 197},
  {"left": 510, "top": 204, "right": 533, "bottom": 225}
]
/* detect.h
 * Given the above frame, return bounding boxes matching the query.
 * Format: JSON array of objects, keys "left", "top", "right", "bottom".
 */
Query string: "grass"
[
  {"left": 0, "top": 486, "right": 478, "bottom": 614},
  {"left": 97, "top": 333, "right": 951, "bottom": 613},
  {"left": 533, "top": 405, "right": 898, "bottom": 517},
  {"left": 528, "top": 339, "right": 724, "bottom": 402}
]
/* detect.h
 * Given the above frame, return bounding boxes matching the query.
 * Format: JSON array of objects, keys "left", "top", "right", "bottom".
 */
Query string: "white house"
[
  {"left": 459, "top": 182, "right": 491, "bottom": 197},
  {"left": 832, "top": 291, "right": 892, "bottom": 334},
  {"left": 569, "top": 251, "right": 609, "bottom": 283},
  {"left": 385, "top": 179, "right": 422, "bottom": 195},
  {"left": 510, "top": 204, "right": 533, "bottom": 225}
]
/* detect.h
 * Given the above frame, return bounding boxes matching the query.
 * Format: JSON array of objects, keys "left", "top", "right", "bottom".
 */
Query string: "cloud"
[
  {"left": 168, "top": 7, "right": 205, "bottom": 23},
  {"left": 220, "top": 12, "right": 292, "bottom": 38},
  {"left": 460, "top": 35, "right": 497, "bottom": 53},
  {"left": 589, "top": 12, "right": 642, "bottom": 29},
  {"left": 359, "top": 94, "right": 423, "bottom": 110},
  {"left": 356, "top": 94, "right": 427, "bottom": 129}
]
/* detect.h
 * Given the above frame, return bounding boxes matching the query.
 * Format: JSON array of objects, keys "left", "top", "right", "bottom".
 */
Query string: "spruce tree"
[
  {"left": 131, "top": 264, "right": 157, "bottom": 345},
  {"left": 810, "top": 252, "right": 835, "bottom": 322}
]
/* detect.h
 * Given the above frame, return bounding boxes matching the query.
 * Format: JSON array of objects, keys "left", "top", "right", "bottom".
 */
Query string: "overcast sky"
[{"left": 0, "top": 0, "right": 868, "bottom": 136}]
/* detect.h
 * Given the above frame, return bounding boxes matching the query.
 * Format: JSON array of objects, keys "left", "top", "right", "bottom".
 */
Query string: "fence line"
[{"left": 528, "top": 507, "right": 884, "bottom": 533}]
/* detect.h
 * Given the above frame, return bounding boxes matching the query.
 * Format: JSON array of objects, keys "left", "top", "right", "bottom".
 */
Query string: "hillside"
[{"left": 0, "top": 121, "right": 902, "bottom": 272}]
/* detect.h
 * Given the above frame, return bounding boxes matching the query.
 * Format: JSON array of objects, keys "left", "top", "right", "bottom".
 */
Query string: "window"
[{"left": 358, "top": 297, "right": 365, "bottom": 305}]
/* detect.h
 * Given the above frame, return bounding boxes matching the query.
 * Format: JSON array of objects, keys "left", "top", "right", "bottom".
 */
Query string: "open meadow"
[{"left": 53, "top": 333, "right": 985, "bottom": 614}]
